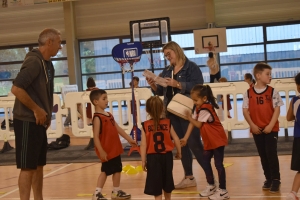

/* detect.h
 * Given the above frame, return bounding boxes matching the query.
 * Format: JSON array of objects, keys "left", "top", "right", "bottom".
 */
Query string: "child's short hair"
[
  {"left": 87, "top": 77, "right": 96, "bottom": 88},
  {"left": 253, "top": 62, "right": 272, "bottom": 79},
  {"left": 295, "top": 73, "right": 300, "bottom": 85},
  {"left": 219, "top": 77, "right": 228, "bottom": 82},
  {"left": 132, "top": 76, "right": 139, "bottom": 82},
  {"left": 89, "top": 89, "right": 107, "bottom": 106}
]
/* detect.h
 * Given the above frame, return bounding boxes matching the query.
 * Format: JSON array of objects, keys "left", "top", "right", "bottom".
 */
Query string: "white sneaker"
[
  {"left": 174, "top": 177, "right": 197, "bottom": 189},
  {"left": 209, "top": 188, "right": 230, "bottom": 200},
  {"left": 200, "top": 184, "right": 217, "bottom": 197},
  {"left": 287, "top": 192, "right": 299, "bottom": 200}
]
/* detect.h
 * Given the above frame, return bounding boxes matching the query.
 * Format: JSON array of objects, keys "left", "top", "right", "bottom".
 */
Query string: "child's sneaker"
[
  {"left": 92, "top": 192, "right": 107, "bottom": 200},
  {"left": 209, "top": 188, "right": 230, "bottom": 200},
  {"left": 269, "top": 180, "right": 281, "bottom": 193},
  {"left": 175, "top": 177, "right": 197, "bottom": 189},
  {"left": 262, "top": 179, "right": 272, "bottom": 190},
  {"left": 111, "top": 190, "right": 131, "bottom": 199},
  {"left": 200, "top": 184, "right": 217, "bottom": 197},
  {"left": 286, "top": 192, "right": 299, "bottom": 200}
]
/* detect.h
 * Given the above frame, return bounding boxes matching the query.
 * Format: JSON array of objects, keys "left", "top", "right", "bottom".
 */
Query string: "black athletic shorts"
[
  {"left": 101, "top": 155, "right": 122, "bottom": 176},
  {"left": 291, "top": 137, "right": 300, "bottom": 171},
  {"left": 144, "top": 151, "right": 174, "bottom": 196},
  {"left": 14, "top": 119, "right": 48, "bottom": 169}
]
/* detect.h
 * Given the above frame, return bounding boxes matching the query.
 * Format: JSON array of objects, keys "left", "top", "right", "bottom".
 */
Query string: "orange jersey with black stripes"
[
  {"left": 142, "top": 119, "right": 174, "bottom": 154},
  {"left": 198, "top": 103, "right": 228, "bottom": 150},
  {"left": 93, "top": 112, "right": 123, "bottom": 162},
  {"left": 247, "top": 86, "right": 279, "bottom": 132}
]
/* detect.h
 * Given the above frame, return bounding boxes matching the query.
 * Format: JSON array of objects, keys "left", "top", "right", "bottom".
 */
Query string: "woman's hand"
[
  {"left": 165, "top": 78, "right": 179, "bottom": 88},
  {"left": 146, "top": 77, "right": 155, "bottom": 85}
]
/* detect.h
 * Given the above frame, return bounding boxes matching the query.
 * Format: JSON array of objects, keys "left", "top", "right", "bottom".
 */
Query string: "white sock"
[
  {"left": 113, "top": 187, "right": 120, "bottom": 193},
  {"left": 94, "top": 187, "right": 102, "bottom": 194},
  {"left": 292, "top": 191, "right": 297, "bottom": 196}
]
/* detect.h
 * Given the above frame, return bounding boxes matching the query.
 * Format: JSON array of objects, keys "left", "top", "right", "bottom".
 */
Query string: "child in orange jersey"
[
  {"left": 140, "top": 96, "right": 181, "bottom": 200},
  {"left": 244, "top": 73, "right": 256, "bottom": 87},
  {"left": 90, "top": 89, "right": 137, "bottom": 200},
  {"left": 181, "top": 84, "right": 229, "bottom": 200},
  {"left": 243, "top": 63, "right": 283, "bottom": 193}
]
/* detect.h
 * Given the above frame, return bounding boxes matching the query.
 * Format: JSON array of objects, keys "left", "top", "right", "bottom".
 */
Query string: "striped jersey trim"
[{"left": 21, "top": 121, "right": 29, "bottom": 168}]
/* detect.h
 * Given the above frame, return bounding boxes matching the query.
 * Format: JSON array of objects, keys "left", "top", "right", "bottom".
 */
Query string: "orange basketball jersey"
[
  {"left": 142, "top": 119, "right": 174, "bottom": 154},
  {"left": 93, "top": 112, "right": 123, "bottom": 162},
  {"left": 198, "top": 103, "right": 228, "bottom": 150},
  {"left": 247, "top": 86, "right": 279, "bottom": 132}
]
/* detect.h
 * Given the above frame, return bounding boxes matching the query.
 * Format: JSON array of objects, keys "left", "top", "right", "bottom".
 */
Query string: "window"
[
  {"left": 0, "top": 44, "right": 68, "bottom": 95},
  {"left": 267, "top": 24, "right": 300, "bottom": 41}
]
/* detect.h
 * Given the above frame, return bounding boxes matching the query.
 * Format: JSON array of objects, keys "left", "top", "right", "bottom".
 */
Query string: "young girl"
[
  {"left": 181, "top": 84, "right": 229, "bottom": 200},
  {"left": 244, "top": 73, "right": 255, "bottom": 87},
  {"left": 140, "top": 96, "right": 181, "bottom": 200},
  {"left": 286, "top": 72, "right": 300, "bottom": 200}
]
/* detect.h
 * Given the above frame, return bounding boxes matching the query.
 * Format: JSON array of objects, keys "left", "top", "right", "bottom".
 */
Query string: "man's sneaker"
[
  {"left": 111, "top": 190, "right": 131, "bottom": 199},
  {"left": 262, "top": 179, "right": 272, "bottom": 190},
  {"left": 270, "top": 180, "right": 281, "bottom": 193},
  {"left": 92, "top": 192, "right": 107, "bottom": 200},
  {"left": 209, "top": 188, "right": 230, "bottom": 200},
  {"left": 200, "top": 184, "right": 217, "bottom": 197},
  {"left": 286, "top": 192, "right": 299, "bottom": 200},
  {"left": 175, "top": 177, "right": 197, "bottom": 189}
]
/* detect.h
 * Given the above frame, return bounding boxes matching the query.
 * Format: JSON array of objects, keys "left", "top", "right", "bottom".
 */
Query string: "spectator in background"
[
  {"left": 207, "top": 52, "right": 220, "bottom": 83},
  {"left": 86, "top": 77, "right": 99, "bottom": 125},
  {"left": 244, "top": 73, "right": 256, "bottom": 88}
]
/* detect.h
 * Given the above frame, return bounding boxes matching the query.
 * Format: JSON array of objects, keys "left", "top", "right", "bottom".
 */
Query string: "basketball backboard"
[
  {"left": 129, "top": 17, "right": 171, "bottom": 48},
  {"left": 193, "top": 28, "right": 227, "bottom": 54}
]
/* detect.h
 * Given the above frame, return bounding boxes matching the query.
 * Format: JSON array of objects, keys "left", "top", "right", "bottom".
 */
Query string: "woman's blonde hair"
[{"left": 162, "top": 41, "right": 186, "bottom": 66}]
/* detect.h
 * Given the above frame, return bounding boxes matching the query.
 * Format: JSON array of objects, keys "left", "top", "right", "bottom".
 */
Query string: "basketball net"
[{"left": 145, "top": 47, "right": 162, "bottom": 68}]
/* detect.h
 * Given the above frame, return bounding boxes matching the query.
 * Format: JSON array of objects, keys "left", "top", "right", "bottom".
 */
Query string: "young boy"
[
  {"left": 90, "top": 89, "right": 137, "bottom": 200},
  {"left": 242, "top": 62, "right": 283, "bottom": 193},
  {"left": 286, "top": 72, "right": 300, "bottom": 200}
]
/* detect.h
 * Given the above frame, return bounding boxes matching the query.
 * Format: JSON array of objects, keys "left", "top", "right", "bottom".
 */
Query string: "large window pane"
[
  {"left": 226, "top": 27, "right": 263, "bottom": 45},
  {"left": 220, "top": 63, "right": 256, "bottom": 81},
  {"left": 220, "top": 45, "right": 264, "bottom": 63},
  {"left": 81, "top": 57, "right": 120, "bottom": 73},
  {"left": 80, "top": 39, "right": 120, "bottom": 57},
  {"left": 0, "top": 81, "right": 13, "bottom": 96},
  {"left": 0, "top": 47, "right": 29, "bottom": 62},
  {"left": 267, "top": 42, "right": 300, "bottom": 60},
  {"left": 54, "top": 77, "right": 69, "bottom": 93},
  {"left": 267, "top": 24, "right": 300, "bottom": 41},
  {"left": 0, "top": 64, "right": 21, "bottom": 80},
  {"left": 185, "top": 50, "right": 207, "bottom": 66},
  {"left": 171, "top": 33, "right": 194, "bottom": 48},
  {"left": 268, "top": 60, "right": 300, "bottom": 78},
  {"left": 53, "top": 60, "right": 69, "bottom": 76},
  {"left": 82, "top": 73, "right": 122, "bottom": 90}
]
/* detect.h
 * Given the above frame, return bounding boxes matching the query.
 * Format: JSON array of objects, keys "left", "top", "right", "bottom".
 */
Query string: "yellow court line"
[
  {"left": 0, "top": 192, "right": 5, "bottom": 194},
  {"left": 224, "top": 163, "right": 233, "bottom": 168}
]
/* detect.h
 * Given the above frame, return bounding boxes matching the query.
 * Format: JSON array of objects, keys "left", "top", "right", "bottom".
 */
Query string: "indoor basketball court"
[{"left": 0, "top": 11, "right": 298, "bottom": 200}]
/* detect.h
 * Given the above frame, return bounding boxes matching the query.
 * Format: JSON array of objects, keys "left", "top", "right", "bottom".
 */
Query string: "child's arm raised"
[
  {"left": 170, "top": 126, "right": 182, "bottom": 159},
  {"left": 115, "top": 123, "right": 137, "bottom": 147},
  {"left": 243, "top": 108, "right": 262, "bottom": 134},
  {"left": 93, "top": 117, "right": 107, "bottom": 161},
  {"left": 287, "top": 98, "right": 295, "bottom": 121},
  {"left": 140, "top": 128, "right": 147, "bottom": 171},
  {"left": 263, "top": 106, "right": 280, "bottom": 134}
]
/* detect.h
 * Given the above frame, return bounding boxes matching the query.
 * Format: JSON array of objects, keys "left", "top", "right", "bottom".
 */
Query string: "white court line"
[{"left": 0, "top": 163, "right": 72, "bottom": 199}]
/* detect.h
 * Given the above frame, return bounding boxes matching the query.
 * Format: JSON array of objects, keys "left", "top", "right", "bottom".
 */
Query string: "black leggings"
[{"left": 210, "top": 71, "right": 221, "bottom": 83}]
